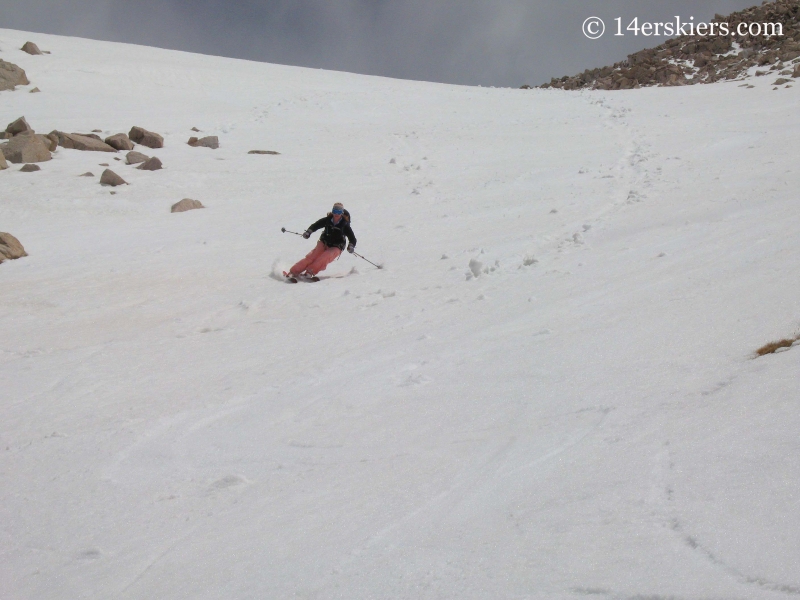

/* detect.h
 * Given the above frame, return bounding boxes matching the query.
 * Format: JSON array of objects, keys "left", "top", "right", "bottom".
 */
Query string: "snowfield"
[{"left": 1, "top": 29, "right": 799, "bottom": 600}]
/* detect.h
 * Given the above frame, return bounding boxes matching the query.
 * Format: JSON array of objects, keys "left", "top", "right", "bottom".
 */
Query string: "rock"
[
  {"left": 0, "top": 153, "right": 7, "bottom": 170},
  {"left": 36, "top": 134, "right": 57, "bottom": 152},
  {"left": 20, "top": 164, "right": 41, "bottom": 172},
  {"left": 6, "top": 116, "right": 32, "bottom": 136},
  {"left": 78, "top": 133, "right": 103, "bottom": 141},
  {"left": 104, "top": 133, "right": 134, "bottom": 151},
  {"left": 0, "top": 60, "right": 29, "bottom": 91},
  {"left": 137, "top": 156, "right": 163, "bottom": 171},
  {"left": 191, "top": 127, "right": 200, "bottom": 132},
  {"left": 129, "top": 126, "right": 164, "bottom": 149},
  {"left": 171, "top": 198, "right": 205, "bottom": 213},
  {"left": 248, "top": 150, "right": 280, "bottom": 155},
  {"left": 21, "top": 42, "right": 43, "bottom": 56},
  {"left": 99, "top": 163, "right": 109, "bottom": 166},
  {"left": 45, "top": 132, "right": 58, "bottom": 149},
  {"left": 29, "top": 87, "right": 41, "bottom": 93},
  {"left": 0, "top": 232, "right": 28, "bottom": 264},
  {"left": 125, "top": 151, "right": 149, "bottom": 165},
  {"left": 1, "top": 133, "right": 51, "bottom": 163},
  {"left": 794, "top": 64, "right": 800, "bottom": 78},
  {"left": 773, "top": 78, "right": 791, "bottom": 85},
  {"left": 91, "top": 129, "right": 102, "bottom": 133},
  {"left": 79, "top": 172, "right": 94, "bottom": 177},
  {"left": 188, "top": 135, "right": 219, "bottom": 149},
  {"left": 51, "top": 131, "right": 117, "bottom": 152},
  {"left": 100, "top": 169, "right": 127, "bottom": 186}
]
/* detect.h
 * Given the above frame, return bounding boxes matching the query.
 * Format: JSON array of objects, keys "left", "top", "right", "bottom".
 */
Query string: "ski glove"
[
  {"left": 302, "top": 230, "right": 311, "bottom": 239},
  {"left": 347, "top": 243, "right": 355, "bottom": 254}
]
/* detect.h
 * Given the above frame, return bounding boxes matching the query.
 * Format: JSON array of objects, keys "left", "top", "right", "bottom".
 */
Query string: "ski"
[{"left": 282, "top": 271, "right": 319, "bottom": 283}]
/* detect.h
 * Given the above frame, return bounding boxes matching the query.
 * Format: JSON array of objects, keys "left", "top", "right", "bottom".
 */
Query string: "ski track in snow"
[{"left": 1, "top": 28, "right": 800, "bottom": 600}]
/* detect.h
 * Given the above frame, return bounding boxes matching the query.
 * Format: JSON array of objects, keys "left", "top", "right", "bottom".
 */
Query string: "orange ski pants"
[{"left": 290, "top": 241, "right": 341, "bottom": 276}]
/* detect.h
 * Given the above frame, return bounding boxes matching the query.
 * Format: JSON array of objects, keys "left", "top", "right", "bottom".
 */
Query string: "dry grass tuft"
[{"left": 755, "top": 335, "right": 800, "bottom": 357}]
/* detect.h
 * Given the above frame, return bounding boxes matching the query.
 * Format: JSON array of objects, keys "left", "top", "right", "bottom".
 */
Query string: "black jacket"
[{"left": 308, "top": 211, "right": 356, "bottom": 251}]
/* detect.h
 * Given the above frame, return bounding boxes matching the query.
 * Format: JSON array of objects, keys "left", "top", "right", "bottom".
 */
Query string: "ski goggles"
[{"left": 332, "top": 207, "right": 344, "bottom": 215}]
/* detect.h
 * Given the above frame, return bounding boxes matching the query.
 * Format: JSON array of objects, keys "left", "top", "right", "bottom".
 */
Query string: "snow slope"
[{"left": 1, "top": 29, "right": 799, "bottom": 600}]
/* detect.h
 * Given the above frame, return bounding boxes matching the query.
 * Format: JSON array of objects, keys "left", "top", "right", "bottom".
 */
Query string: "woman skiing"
[{"left": 287, "top": 203, "right": 356, "bottom": 279}]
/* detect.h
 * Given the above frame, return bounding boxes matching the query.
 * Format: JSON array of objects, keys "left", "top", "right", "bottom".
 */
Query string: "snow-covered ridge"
[
  {"left": 1, "top": 28, "right": 799, "bottom": 600},
  {"left": 538, "top": 0, "right": 800, "bottom": 90}
]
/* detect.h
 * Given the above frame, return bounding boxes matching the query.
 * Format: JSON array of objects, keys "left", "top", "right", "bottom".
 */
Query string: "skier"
[{"left": 287, "top": 203, "right": 356, "bottom": 279}]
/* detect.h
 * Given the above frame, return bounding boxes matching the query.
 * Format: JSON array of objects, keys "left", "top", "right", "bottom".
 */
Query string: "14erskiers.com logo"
[{"left": 582, "top": 16, "right": 785, "bottom": 40}]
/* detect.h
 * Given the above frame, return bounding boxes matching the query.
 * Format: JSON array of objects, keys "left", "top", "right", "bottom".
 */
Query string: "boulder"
[
  {"left": 774, "top": 78, "right": 791, "bottom": 85},
  {"left": 126, "top": 151, "right": 149, "bottom": 165},
  {"left": 171, "top": 198, "right": 205, "bottom": 213},
  {"left": 0, "top": 232, "right": 27, "bottom": 264},
  {"left": 794, "top": 64, "right": 800, "bottom": 78},
  {"left": 0, "top": 153, "right": 7, "bottom": 170},
  {"left": 191, "top": 127, "right": 200, "bottom": 132},
  {"left": 100, "top": 169, "right": 127, "bottom": 186},
  {"left": 0, "top": 60, "right": 29, "bottom": 91},
  {"left": 29, "top": 87, "right": 41, "bottom": 93},
  {"left": 6, "top": 116, "right": 33, "bottom": 136},
  {"left": 188, "top": 135, "right": 219, "bottom": 149},
  {"left": 104, "top": 133, "right": 134, "bottom": 151},
  {"left": 77, "top": 133, "right": 103, "bottom": 141},
  {"left": 51, "top": 131, "right": 116, "bottom": 152},
  {"left": 20, "top": 164, "right": 41, "bottom": 172},
  {"left": 21, "top": 42, "right": 43, "bottom": 56},
  {"left": 137, "top": 156, "right": 163, "bottom": 171},
  {"left": 37, "top": 134, "right": 57, "bottom": 152},
  {"left": 248, "top": 150, "right": 280, "bottom": 155},
  {"left": 129, "top": 126, "right": 164, "bottom": 148},
  {"left": 1, "top": 133, "right": 51, "bottom": 163}
]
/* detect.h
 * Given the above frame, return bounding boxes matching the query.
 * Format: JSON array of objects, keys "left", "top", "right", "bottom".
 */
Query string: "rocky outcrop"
[
  {"left": 171, "top": 198, "right": 205, "bottom": 213},
  {"left": 537, "top": 0, "right": 800, "bottom": 90},
  {"left": 248, "top": 150, "right": 280, "bottom": 155},
  {"left": 51, "top": 131, "right": 117, "bottom": 152},
  {"left": 0, "top": 232, "right": 27, "bottom": 264},
  {"left": 1, "top": 133, "right": 51, "bottom": 163},
  {"left": 137, "top": 156, "right": 163, "bottom": 171},
  {"left": 21, "top": 42, "right": 43, "bottom": 55},
  {"left": 0, "top": 60, "right": 29, "bottom": 91},
  {"left": 129, "top": 126, "right": 164, "bottom": 149},
  {"left": 126, "top": 150, "right": 149, "bottom": 165},
  {"left": 188, "top": 135, "right": 219, "bottom": 149},
  {"left": 100, "top": 169, "right": 127, "bottom": 186},
  {"left": 104, "top": 133, "right": 134, "bottom": 151},
  {"left": 6, "top": 116, "right": 32, "bottom": 136},
  {"left": 20, "top": 164, "right": 41, "bottom": 172}
]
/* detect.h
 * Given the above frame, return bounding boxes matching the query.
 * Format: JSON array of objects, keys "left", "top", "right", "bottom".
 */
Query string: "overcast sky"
[{"left": 0, "top": 0, "right": 760, "bottom": 87}]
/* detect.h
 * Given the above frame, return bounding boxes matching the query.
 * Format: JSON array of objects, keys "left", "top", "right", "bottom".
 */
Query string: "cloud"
[{"left": 1, "top": 0, "right": 760, "bottom": 86}]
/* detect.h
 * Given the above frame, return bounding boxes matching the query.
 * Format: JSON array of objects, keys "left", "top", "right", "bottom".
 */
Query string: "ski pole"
[
  {"left": 353, "top": 251, "right": 383, "bottom": 269},
  {"left": 281, "top": 227, "right": 304, "bottom": 236}
]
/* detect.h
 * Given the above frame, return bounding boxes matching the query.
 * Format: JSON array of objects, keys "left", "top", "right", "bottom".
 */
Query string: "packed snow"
[{"left": 1, "top": 29, "right": 799, "bottom": 600}]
